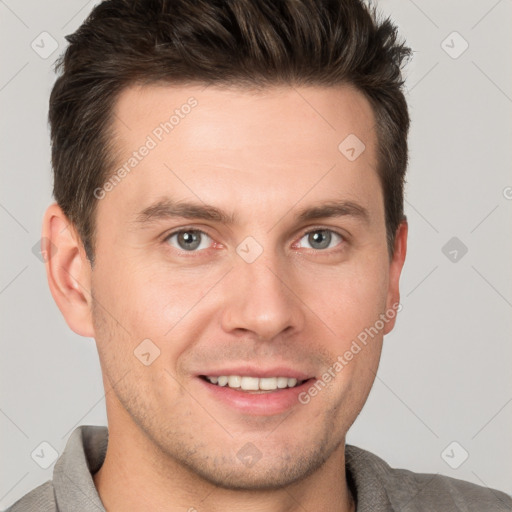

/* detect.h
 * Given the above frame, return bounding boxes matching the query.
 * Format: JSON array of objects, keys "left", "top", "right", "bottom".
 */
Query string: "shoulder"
[
  {"left": 3, "top": 480, "right": 57, "bottom": 512},
  {"left": 345, "top": 444, "right": 512, "bottom": 511},
  {"left": 3, "top": 425, "right": 107, "bottom": 512},
  {"left": 383, "top": 464, "right": 512, "bottom": 511}
]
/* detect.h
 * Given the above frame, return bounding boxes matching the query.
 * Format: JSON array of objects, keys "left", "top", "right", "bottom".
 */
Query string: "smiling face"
[{"left": 82, "top": 83, "right": 406, "bottom": 489}]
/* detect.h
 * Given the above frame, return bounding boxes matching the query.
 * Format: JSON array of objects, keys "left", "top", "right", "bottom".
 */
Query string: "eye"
[
  {"left": 165, "top": 229, "right": 213, "bottom": 252},
  {"left": 296, "top": 228, "right": 344, "bottom": 251}
]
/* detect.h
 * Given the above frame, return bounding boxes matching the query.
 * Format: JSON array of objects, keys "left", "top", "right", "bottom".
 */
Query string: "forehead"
[
  {"left": 101, "top": 82, "right": 382, "bottom": 230},
  {"left": 112, "top": 82, "right": 376, "bottom": 158}
]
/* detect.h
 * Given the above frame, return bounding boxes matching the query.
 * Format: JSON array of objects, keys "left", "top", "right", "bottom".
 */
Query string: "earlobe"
[
  {"left": 383, "top": 219, "right": 408, "bottom": 335},
  {"left": 42, "top": 202, "right": 95, "bottom": 338}
]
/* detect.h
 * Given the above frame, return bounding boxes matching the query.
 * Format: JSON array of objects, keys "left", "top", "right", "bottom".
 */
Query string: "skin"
[{"left": 43, "top": 83, "right": 407, "bottom": 512}]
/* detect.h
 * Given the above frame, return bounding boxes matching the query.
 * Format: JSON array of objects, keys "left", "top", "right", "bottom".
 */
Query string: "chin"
[{"left": 176, "top": 444, "right": 332, "bottom": 491}]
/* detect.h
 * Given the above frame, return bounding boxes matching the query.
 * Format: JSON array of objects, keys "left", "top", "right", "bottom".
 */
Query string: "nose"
[{"left": 220, "top": 250, "right": 305, "bottom": 341}]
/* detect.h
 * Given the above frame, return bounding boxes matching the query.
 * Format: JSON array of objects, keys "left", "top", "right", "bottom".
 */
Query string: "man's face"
[{"left": 89, "top": 83, "right": 405, "bottom": 489}]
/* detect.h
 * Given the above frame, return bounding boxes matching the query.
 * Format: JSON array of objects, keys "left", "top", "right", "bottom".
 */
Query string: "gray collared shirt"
[{"left": 5, "top": 425, "right": 512, "bottom": 511}]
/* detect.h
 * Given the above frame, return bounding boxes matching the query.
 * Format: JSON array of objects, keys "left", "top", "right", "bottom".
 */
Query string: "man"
[{"left": 6, "top": 0, "right": 511, "bottom": 511}]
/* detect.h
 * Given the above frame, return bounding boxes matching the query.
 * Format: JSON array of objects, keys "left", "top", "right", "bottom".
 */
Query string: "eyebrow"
[{"left": 132, "top": 197, "right": 370, "bottom": 227}]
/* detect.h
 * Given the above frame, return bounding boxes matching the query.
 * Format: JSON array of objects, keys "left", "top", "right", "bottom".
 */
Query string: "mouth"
[
  {"left": 199, "top": 375, "right": 309, "bottom": 393},
  {"left": 196, "top": 371, "right": 315, "bottom": 415}
]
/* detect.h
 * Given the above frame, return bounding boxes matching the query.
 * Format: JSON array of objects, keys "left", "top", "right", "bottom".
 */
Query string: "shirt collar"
[
  {"left": 53, "top": 425, "right": 107, "bottom": 511},
  {"left": 345, "top": 443, "right": 393, "bottom": 511}
]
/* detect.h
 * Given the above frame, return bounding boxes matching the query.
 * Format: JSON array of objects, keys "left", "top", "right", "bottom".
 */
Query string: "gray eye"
[
  {"left": 298, "top": 230, "right": 342, "bottom": 250},
  {"left": 166, "top": 230, "right": 212, "bottom": 252}
]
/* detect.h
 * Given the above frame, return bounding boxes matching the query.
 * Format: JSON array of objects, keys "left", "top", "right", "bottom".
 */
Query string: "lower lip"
[{"left": 197, "top": 377, "right": 314, "bottom": 415}]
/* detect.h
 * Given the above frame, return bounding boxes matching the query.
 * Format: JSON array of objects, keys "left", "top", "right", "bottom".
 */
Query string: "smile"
[{"left": 201, "top": 375, "right": 306, "bottom": 392}]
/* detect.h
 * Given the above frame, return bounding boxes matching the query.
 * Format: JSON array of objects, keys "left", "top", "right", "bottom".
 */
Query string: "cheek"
[
  {"left": 307, "top": 254, "right": 389, "bottom": 343},
  {"left": 96, "top": 263, "right": 219, "bottom": 364}
]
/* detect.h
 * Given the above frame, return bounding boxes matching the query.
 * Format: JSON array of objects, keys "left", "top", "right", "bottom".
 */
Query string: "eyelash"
[{"left": 162, "top": 226, "right": 347, "bottom": 256}]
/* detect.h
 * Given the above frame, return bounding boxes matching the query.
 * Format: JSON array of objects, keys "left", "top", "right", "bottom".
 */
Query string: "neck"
[{"left": 93, "top": 420, "right": 355, "bottom": 512}]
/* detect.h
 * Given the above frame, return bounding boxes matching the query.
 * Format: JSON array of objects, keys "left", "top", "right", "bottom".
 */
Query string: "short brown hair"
[{"left": 49, "top": 0, "right": 411, "bottom": 263}]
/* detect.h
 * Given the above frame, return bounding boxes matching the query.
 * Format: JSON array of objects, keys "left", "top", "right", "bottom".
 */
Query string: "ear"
[
  {"left": 383, "top": 219, "right": 408, "bottom": 335},
  {"left": 42, "top": 202, "right": 95, "bottom": 337}
]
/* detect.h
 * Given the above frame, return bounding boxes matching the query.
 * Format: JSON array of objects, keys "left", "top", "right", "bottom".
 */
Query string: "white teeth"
[
  {"left": 205, "top": 375, "right": 304, "bottom": 391},
  {"left": 259, "top": 377, "right": 277, "bottom": 390},
  {"left": 276, "top": 377, "right": 289, "bottom": 389},
  {"left": 228, "top": 375, "right": 241, "bottom": 388},
  {"left": 241, "top": 376, "right": 259, "bottom": 390}
]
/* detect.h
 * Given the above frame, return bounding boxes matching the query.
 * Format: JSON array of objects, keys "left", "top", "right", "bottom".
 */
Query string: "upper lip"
[{"left": 197, "top": 365, "right": 314, "bottom": 380}]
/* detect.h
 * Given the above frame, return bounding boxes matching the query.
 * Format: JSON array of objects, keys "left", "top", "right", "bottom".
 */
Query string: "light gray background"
[{"left": 1, "top": 0, "right": 511, "bottom": 509}]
